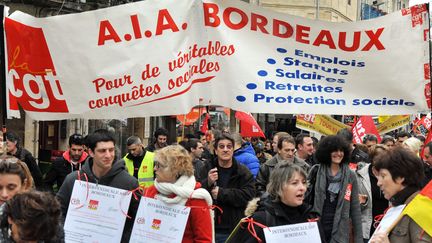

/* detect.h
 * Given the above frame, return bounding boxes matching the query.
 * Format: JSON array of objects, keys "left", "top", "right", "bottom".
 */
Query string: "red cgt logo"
[
  {"left": 88, "top": 200, "right": 99, "bottom": 210},
  {"left": 151, "top": 219, "right": 161, "bottom": 230},
  {"left": 5, "top": 18, "right": 69, "bottom": 113}
]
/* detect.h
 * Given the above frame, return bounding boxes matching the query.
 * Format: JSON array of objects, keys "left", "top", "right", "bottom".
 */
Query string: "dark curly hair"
[
  {"left": 5, "top": 191, "right": 62, "bottom": 242},
  {"left": 315, "top": 135, "right": 351, "bottom": 165},
  {"left": 374, "top": 147, "right": 424, "bottom": 188}
]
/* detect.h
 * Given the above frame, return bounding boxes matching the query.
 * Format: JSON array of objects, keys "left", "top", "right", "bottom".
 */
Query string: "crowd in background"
[{"left": 0, "top": 126, "right": 430, "bottom": 243}]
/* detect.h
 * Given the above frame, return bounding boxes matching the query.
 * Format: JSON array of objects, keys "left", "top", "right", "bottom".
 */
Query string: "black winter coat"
[
  {"left": 200, "top": 157, "right": 256, "bottom": 234},
  {"left": 44, "top": 150, "right": 88, "bottom": 192},
  {"left": 229, "top": 196, "right": 325, "bottom": 243}
]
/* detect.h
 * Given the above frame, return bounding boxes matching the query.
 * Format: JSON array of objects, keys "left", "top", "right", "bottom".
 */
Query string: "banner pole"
[
  {"left": 428, "top": 2, "right": 432, "bottom": 114},
  {"left": 206, "top": 106, "right": 211, "bottom": 131},
  {"left": 0, "top": 5, "right": 7, "bottom": 151}
]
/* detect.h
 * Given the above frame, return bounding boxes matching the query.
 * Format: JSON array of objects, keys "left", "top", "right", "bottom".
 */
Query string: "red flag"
[
  {"left": 200, "top": 113, "right": 210, "bottom": 134},
  {"left": 235, "top": 111, "right": 265, "bottom": 138},
  {"left": 413, "top": 116, "right": 432, "bottom": 136},
  {"left": 421, "top": 128, "right": 432, "bottom": 159},
  {"left": 352, "top": 116, "right": 381, "bottom": 144}
]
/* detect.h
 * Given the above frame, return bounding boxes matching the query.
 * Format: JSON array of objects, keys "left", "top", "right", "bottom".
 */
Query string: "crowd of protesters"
[{"left": 0, "top": 127, "right": 431, "bottom": 243}]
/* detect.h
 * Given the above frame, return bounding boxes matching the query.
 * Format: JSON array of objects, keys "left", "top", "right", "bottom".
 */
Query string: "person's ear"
[
  {"left": 88, "top": 149, "right": 95, "bottom": 157},
  {"left": 23, "top": 178, "right": 31, "bottom": 190},
  {"left": 395, "top": 177, "right": 405, "bottom": 185}
]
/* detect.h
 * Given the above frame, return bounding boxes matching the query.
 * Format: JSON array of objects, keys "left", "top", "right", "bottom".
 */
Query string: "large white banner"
[{"left": 3, "top": 0, "right": 430, "bottom": 120}]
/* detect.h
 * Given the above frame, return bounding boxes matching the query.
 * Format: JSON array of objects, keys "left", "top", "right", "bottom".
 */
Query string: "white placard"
[
  {"left": 409, "top": 0, "right": 430, "bottom": 7},
  {"left": 369, "top": 204, "right": 406, "bottom": 242},
  {"left": 64, "top": 180, "right": 132, "bottom": 243},
  {"left": 264, "top": 221, "right": 321, "bottom": 243},
  {"left": 129, "top": 197, "right": 191, "bottom": 243}
]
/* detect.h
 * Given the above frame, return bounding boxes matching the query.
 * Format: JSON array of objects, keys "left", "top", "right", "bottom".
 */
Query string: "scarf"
[
  {"left": 327, "top": 167, "right": 343, "bottom": 202},
  {"left": 390, "top": 186, "right": 418, "bottom": 207},
  {"left": 154, "top": 175, "right": 213, "bottom": 206}
]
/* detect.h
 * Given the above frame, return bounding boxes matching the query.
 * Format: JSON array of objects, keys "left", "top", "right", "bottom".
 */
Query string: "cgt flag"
[
  {"left": 402, "top": 180, "right": 432, "bottom": 237},
  {"left": 352, "top": 116, "right": 381, "bottom": 144},
  {"left": 235, "top": 111, "right": 265, "bottom": 138}
]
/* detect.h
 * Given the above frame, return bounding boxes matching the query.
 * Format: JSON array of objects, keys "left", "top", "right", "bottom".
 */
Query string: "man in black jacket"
[
  {"left": 44, "top": 133, "right": 88, "bottom": 192},
  {"left": 5, "top": 132, "right": 44, "bottom": 190},
  {"left": 200, "top": 133, "right": 255, "bottom": 243}
]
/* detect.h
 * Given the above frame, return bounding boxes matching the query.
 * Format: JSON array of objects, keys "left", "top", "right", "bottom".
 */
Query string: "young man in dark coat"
[{"left": 57, "top": 129, "right": 138, "bottom": 242}]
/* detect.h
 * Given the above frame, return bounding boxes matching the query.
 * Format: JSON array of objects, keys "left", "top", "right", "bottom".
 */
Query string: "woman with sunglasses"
[{"left": 144, "top": 145, "right": 213, "bottom": 242}]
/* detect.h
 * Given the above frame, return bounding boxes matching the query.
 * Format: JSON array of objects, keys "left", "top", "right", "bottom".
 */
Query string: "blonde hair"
[
  {"left": 403, "top": 137, "right": 422, "bottom": 155},
  {"left": 155, "top": 145, "right": 194, "bottom": 177}
]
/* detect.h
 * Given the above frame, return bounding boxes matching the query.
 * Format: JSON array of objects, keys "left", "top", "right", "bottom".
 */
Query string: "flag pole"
[
  {"left": 0, "top": 5, "right": 7, "bottom": 154},
  {"left": 428, "top": 2, "right": 432, "bottom": 115}
]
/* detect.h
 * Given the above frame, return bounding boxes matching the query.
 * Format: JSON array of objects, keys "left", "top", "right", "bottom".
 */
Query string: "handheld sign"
[
  {"left": 64, "top": 181, "right": 132, "bottom": 243},
  {"left": 264, "top": 221, "right": 321, "bottom": 243},
  {"left": 369, "top": 204, "right": 406, "bottom": 242},
  {"left": 129, "top": 197, "right": 191, "bottom": 243}
]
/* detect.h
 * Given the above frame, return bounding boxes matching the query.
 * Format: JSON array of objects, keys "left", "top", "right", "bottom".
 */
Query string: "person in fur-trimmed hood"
[{"left": 228, "top": 164, "right": 325, "bottom": 243}]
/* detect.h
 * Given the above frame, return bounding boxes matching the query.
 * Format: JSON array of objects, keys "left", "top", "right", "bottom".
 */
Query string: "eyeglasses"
[
  {"left": 217, "top": 144, "right": 233, "bottom": 150},
  {"left": 0, "top": 157, "right": 19, "bottom": 164},
  {"left": 154, "top": 160, "right": 168, "bottom": 169}
]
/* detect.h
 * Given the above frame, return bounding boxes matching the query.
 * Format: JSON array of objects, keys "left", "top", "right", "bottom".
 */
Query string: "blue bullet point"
[
  {"left": 246, "top": 83, "right": 257, "bottom": 90},
  {"left": 236, "top": 96, "right": 246, "bottom": 102},
  {"left": 258, "top": 70, "right": 268, "bottom": 76},
  {"left": 277, "top": 48, "right": 287, "bottom": 53},
  {"left": 267, "top": 58, "right": 276, "bottom": 64}
]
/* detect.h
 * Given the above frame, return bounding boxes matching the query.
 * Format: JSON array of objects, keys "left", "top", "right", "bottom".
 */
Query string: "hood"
[
  {"left": 244, "top": 194, "right": 274, "bottom": 217},
  {"left": 82, "top": 157, "right": 126, "bottom": 182},
  {"left": 63, "top": 150, "right": 88, "bottom": 163},
  {"left": 234, "top": 142, "right": 256, "bottom": 156}
]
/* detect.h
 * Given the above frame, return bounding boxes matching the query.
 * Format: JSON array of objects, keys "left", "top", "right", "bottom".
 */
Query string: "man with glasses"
[
  {"left": 45, "top": 133, "right": 88, "bottom": 192},
  {"left": 256, "top": 135, "right": 310, "bottom": 196},
  {"left": 123, "top": 136, "right": 155, "bottom": 187},
  {"left": 200, "top": 133, "right": 255, "bottom": 243},
  {"left": 57, "top": 129, "right": 138, "bottom": 242},
  {"left": 363, "top": 134, "right": 378, "bottom": 149}
]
